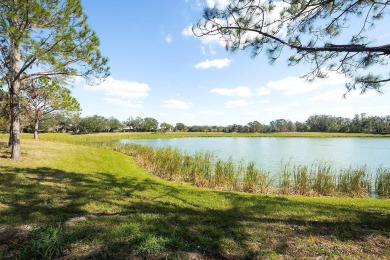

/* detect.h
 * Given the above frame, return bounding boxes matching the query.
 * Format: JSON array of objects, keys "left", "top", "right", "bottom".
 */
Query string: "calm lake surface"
[{"left": 117, "top": 137, "right": 390, "bottom": 174}]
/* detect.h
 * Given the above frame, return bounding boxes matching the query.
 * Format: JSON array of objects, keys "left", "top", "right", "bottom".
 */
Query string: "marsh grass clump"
[
  {"left": 104, "top": 143, "right": 389, "bottom": 198},
  {"left": 279, "top": 164, "right": 293, "bottom": 195},
  {"left": 311, "top": 164, "right": 336, "bottom": 196},
  {"left": 153, "top": 147, "right": 182, "bottom": 180},
  {"left": 222, "top": 158, "right": 239, "bottom": 190},
  {"left": 293, "top": 165, "right": 311, "bottom": 195},
  {"left": 108, "top": 143, "right": 271, "bottom": 192},
  {"left": 278, "top": 163, "right": 372, "bottom": 197},
  {"left": 375, "top": 167, "right": 390, "bottom": 198},
  {"left": 191, "top": 151, "right": 214, "bottom": 187},
  {"left": 280, "top": 163, "right": 336, "bottom": 196},
  {"left": 122, "top": 143, "right": 155, "bottom": 169},
  {"left": 179, "top": 154, "right": 194, "bottom": 181},
  {"left": 337, "top": 166, "right": 371, "bottom": 197},
  {"left": 213, "top": 159, "right": 224, "bottom": 187},
  {"left": 243, "top": 161, "right": 259, "bottom": 193},
  {"left": 242, "top": 161, "right": 270, "bottom": 193},
  {"left": 198, "top": 152, "right": 215, "bottom": 187}
]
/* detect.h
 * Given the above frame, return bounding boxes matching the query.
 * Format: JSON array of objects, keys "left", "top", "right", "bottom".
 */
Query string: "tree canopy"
[
  {"left": 0, "top": 0, "right": 109, "bottom": 83},
  {"left": 124, "top": 117, "right": 159, "bottom": 132},
  {"left": 22, "top": 77, "right": 81, "bottom": 140},
  {"left": 195, "top": 0, "right": 390, "bottom": 93},
  {"left": 0, "top": 0, "right": 109, "bottom": 159}
]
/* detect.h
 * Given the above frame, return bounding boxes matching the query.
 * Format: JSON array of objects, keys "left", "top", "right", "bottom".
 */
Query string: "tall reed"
[
  {"left": 311, "top": 164, "right": 335, "bottom": 196},
  {"left": 243, "top": 162, "right": 259, "bottom": 193},
  {"left": 214, "top": 159, "right": 224, "bottom": 188},
  {"left": 191, "top": 152, "right": 214, "bottom": 187},
  {"left": 337, "top": 166, "right": 371, "bottom": 197},
  {"left": 102, "top": 143, "right": 389, "bottom": 198},
  {"left": 240, "top": 161, "right": 269, "bottom": 193},
  {"left": 277, "top": 163, "right": 372, "bottom": 197},
  {"left": 279, "top": 164, "right": 293, "bottom": 195},
  {"left": 293, "top": 165, "right": 310, "bottom": 195},
  {"left": 222, "top": 158, "right": 240, "bottom": 190},
  {"left": 179, "top": 154, "right": 194, "bottom": 182},
  {"left": 375, "top": 167, "right": 390, "bottom": 198}
]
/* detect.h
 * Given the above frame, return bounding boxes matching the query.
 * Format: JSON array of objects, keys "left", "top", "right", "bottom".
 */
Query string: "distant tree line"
[
  {"left": 226, "top": 114, "right": 390, "bottom": 134},
  {"left": 1, "top": 111, "right": 390, "bottom": 135}
]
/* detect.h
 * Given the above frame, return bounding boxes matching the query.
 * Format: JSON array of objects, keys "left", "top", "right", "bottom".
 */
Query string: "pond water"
[{"left": 116, "top": 137, "right": 390, "bottom": 174}]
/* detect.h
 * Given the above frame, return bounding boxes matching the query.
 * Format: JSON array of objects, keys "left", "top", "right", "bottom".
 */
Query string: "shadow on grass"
[
  {"left": 0, "top": 142, "right": 10, "bottom": 159},
  {"left": 0, "top": 166, "right": 389, "bottom": 258}
]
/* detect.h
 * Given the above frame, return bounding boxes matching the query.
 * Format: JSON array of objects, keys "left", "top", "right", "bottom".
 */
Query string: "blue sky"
[{"left": 73, "top": 0, "right": 390, "bottom": 126}]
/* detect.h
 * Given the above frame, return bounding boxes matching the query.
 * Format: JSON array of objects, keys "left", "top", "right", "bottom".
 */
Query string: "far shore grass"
[
  {"left": 1, "top": 131, "right": 390, "bottom": 147},
  {"left": 5, "top": 131, "right": 389, "bottom": 144},
  {"left": 1, "top": 134, "right": 390, "bottom": 258}
]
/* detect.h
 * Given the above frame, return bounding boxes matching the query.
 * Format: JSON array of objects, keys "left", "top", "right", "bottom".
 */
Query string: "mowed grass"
[{"left": 0, "top": 135, "right": 390, "bottom": 259}]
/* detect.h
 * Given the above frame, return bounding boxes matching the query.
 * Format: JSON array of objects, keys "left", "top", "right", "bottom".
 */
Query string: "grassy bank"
[
  {"left": 1, "top": 137, "right": 390, "bottom": 259},
  {"left": 21, "top": 131, "right": 390, "bottom": 145}
]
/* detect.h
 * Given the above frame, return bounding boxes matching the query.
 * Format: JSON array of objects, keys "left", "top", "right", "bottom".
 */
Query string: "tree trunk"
[
  {"left": 10, "top": 84, "right": 21, "bottom": 159},
  {"left": 8, "top": 97, "right": 13, "bottom": 147},
  {"left": 34, "top": 115, "right": 39, "bottom": 140},
  {"left": 10, "top": 37, "right": 21, "bottom": 159}
]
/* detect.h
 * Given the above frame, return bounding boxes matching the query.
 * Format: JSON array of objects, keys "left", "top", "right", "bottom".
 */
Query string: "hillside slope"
[{"left": 1, "top": 139, "right": 389, "bottom": 259}]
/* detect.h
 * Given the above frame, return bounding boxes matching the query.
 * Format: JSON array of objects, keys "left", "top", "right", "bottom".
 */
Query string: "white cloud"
[
  {"left": 69, "top": 76, "right": 85, "bottom": 85},
  {"left": 265, "top": 106, "right": 289, "bottom": 113},
  {"left": 206, "top": 0, "right": 230, "bottom": 8},
  {"left": 309, "top": 89, "right": 377, "bottom": 102},
  {"left": 255, "top": 100, "right": 270, "bottom": 105},
  {"left": 186, "top": 0, "right": 203, "bottom": 10},
  {"left": 182, "top": 25, "right": 226, "bottom": 47},
  {"left": 307, "top": 108, "right": 328, "bottom": 114},
  {"left": 182, "top": 110, "right": 223, "bottom": 121},
  {"left": 257, "top": 86, "right": 271, "bottom": 96},
  {"left": 185, "top": 0, "right": 229, "bottom": 11},
  {"left": 244, "top": 112, "right": 259, "bottom": 117},
  {"left": 196, "top": 110, "right": 223, "bottom": 116},
  {"left": 195, "top": 58, "right": 231, "bottom": 69},
  {"left": 225, "top": 100, "right": 248, "bottom": 108},
  {"left": 309, "top": 90, "right": 345, "bottom": 102},
  {"left": 84, "top": 76, "right": 149, "bottom": 99},
  {"left": 262, "top": 71, "right": 349, "bottom": 96},
  {"left": 378, "top": 33, "right": 390, "bottom": 41},
  {"left": 360, "top": 105, "right": 390, "bottom": 116},
  {"left": 83, "top": 76, "right": 149, "bottom": 110},
  {"left": 289, "top": 101, "right": 300, "bottom": 106},
  {"left": 201, "top": 45, "right": 217, "bottom": 55},
  {"left": 103, "top": 98, "right": 143, "bottom": 110},
  {"left": 165, "top": 34, "right": 172, "bottom": 43},
  {"left": 210, "top": 86, "right": 252, "bottom": 97},
  {"left": 267, "top": 77, "right": 320, "bottom": 96},
  {"left": 162, "top": 99, "right": 193, "bottom": 110},
  {"left": 182, "top": 25, "right": 194, "bottom": 37},
  {"left": 201, "top": 46, "right": 206, "bottom": 55}
]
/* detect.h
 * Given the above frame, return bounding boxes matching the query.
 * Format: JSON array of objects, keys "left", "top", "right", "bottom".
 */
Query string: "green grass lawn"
[{"left": 1, "top": 134, "right": 390, "bottom": 259}]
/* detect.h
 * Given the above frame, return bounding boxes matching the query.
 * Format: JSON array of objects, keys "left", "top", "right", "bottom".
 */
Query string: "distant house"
[{"left": 123, "top": 126, "right": 134, "bottom": 132}]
